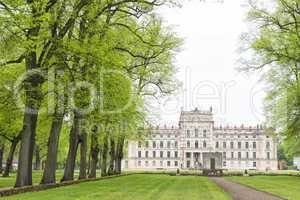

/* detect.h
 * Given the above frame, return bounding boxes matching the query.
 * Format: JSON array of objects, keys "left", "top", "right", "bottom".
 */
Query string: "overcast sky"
[{"left": 150, "top": 0, "right": 265, "bottom": 127}]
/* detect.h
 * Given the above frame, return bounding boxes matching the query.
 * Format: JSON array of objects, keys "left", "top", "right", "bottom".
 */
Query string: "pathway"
[{"left": 209, "top": 177, "right": 285, "bottom": 200}]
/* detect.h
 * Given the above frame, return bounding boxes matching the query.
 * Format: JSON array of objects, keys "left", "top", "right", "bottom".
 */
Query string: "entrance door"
[{"left": 210, "top": 158, "right": 216, "bottom": 170}]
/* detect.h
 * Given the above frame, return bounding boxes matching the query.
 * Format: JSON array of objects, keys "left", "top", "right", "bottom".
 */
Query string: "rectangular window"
[
  {"left": 186, "top": 161, "right": 190, "bottom": 168},
  {"left": 175, "top": 151, "right": 178, "bottom": 158},
  {"left": 138, "top": 151, "right": 141, "bottom": 158},
  {"left": 230, "top": 142, "right": 234, "bottom": 149},
  {"left": 187, "top": 130, "right": 190, "bottom": 138},
  {"left": 253, "top": 152, "right": 256, "bottom": 159},
  {"left": 160, "top": 141, "right": 164, "bottom": 148},
  {"left": 253, "top": 142, "right": 256, "bottom": 149},
  {"left": 223, "top": 142, "right": 227, "bottom": 149},
  {"left": 187, "top": 141, "right": 190, "bottom": 148},
  {"left": 238, "top": 152, "right": 241, "bottom": 159},
  {"left": 203, "top": 130, "right": 207, "bottom": 138},
  {"left": 167, "top": 141, "right": 171, "bottom": 148},
  {"left": 145, "top": 151, "right": 149, "bottom": 158},
  {"left": 153, "top": 151, "right": 156, "bottom": 158},
  {"left": 175, "top": 141, "right": 178, "bottom": 148},
  {"left": 152, "top": 141, "right": 156, "bottom": 148},
  {"left": 216, "top": 142, "right": 219, "bottom": 148},
  {"left": 238, "top": 142, "right": 241, "bottom": 149},
  {"left": 167, "top": 161, "right": 171, "bottom": 167},
  {"left": 138, "top": 141, "right": 142, "bottom": 148},
  {"left": 203, "top": 141, "right": 207, "bottom": 148},
  {"left": 174, "top": 161, "right": 178, "bottom": 167},
  {"left": 167, "top": 151, "right": 171, "bottom": 158},
  {"left": 186, "top": 152, "right": 191, "bottom": 158},
  {"left": 195, "top": 129, "right": 199, "bottom": 137},
  {"left": 253, "top": 162, "right": 257, "bottom": 167},
  {"left": 231, "top": 152, "right": 234, "bottom": 159},
  {"left": 267, "top": 152, "right": 270, "bottom": 160},
  {"left": 160, "top": 151, "right": 163, "bottom": 158},
  {"left": 195, "top": 141, "right": 199, "bottom": 149},
  {"left": 245, "top": 142, "right": 249, "bottom": 149},
  {"left": 145, "top": 141, "right": 149, "bottom": 148},
  {"left": 223, "top": 161, "right": 226, "bottom": 167},
  {"left": 246, "top": 152, "right": 249, "bottom": 159}
]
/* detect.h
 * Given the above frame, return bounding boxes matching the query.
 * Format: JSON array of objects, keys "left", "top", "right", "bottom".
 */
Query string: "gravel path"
[{"left": 209, "top": 177, "right": 285, "bottom": 200}]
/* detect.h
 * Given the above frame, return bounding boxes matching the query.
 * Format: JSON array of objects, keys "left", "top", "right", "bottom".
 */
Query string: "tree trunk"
[
  {"left": 34, "top": 144, "right": 41, "bottom": 170},
  {"left": 108, "top": 137, "right": 115, "bottom": 175},
  {"left": 3, "top": 136, "right": 21, "bottom": 177},
  {"left": 41, "top": 114, "right": 63, "bottom": 184},
  {"left": 115, "top": 136, "right": 125, "bottom": 174},
  {"left": 79, "top": 130, "right": 87, "bottom": 180},
  {"left": 101, "top": 135, "right": 108, "bottom": 177},
  {"left": 0, "top": 145, "right": 4, "bottom": 174},
  {"left": 61, "top": 112, "right": 80, "bottom": 182},
  {"left": 15, "top": 49, "right": 42, "bottom": 187},
  {"left": 88, "top": 128, "right": 99, "bottom": 178}
]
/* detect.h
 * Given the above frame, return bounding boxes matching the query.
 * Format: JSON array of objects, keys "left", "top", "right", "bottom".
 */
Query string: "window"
[
  {"left": 266, "top": 142, "right": 270, "bottom": 150},
  {"left": 245, "top": 142, "right": 249, "bottom": 149},
  {"left": 203, "top": 141, "right": 207, "bottom": 148},
  {"left": 230, "top": 142, "right": 234, "bottom": 149},
  {"left": 152, "top": 141, "right": 156, "bottom": 148},
  {"left": 203, "top": 130, "right": 207, "bottom": 138},
  {"left": 253, "top": 152, "right": 256, "bottom": 159},
  {"left": 160, "top": 161, "right": 163, "bottom": 166},
  {"left": 238, "top": 142, "right": 242, "bottom": 149},
  {"left": 174, "top": 161, "right": 178, "bottom": 167},
  {"left": 246, "top": 152, "right": 249, "bottom": 159},
  {"left": 160, "top": 141, "right": 164, "bottom": 148},
  {"left": 231, "top": 152, "right": 234, "bottom": 159},
  {"left": 153, "top": 151, "right": 156, "bottom": 158},
  {"left": 167, "top": 151, "right": 171, "bottom": 158},
  {"left": 186, "top": 152, "right": 191, "bottom": 158},
  {"left": 160, "top": 151, "right": 163, "bottom": 158},
  {"left": 145, "top": 151, "right": 149, "bottom": 158},
  {"left": 167, "top": 141, "right": 171, "bottom": 148},
  {"left": 186, "top": 161, "right": 191, "bottom": 168},
  {"left": 223, "top": 161, "right": 227, "bottom": 167},
  {"left": 145, "top": 161, "right": 149, "bottom": 167},
  {"left": 238, "top": 152, "right": 241, "bottom": 160},
  {"left": 216, "top": 142, "right": 219, "bottom": 148},
  {"left": 187, "top": 141, "right": 190, "bottom": 148},
  {"left": 138, "top": 141, "right": 142, "bottom": 148},
  {"left": 253, "top": 142, "right": 256, "bottom": 149},
  {"left": 223, "top": 142, "right": 227, "bottom": 149},
  {"left": 253, "top": 162, "right": 257, "bottom": 167},
  {"left": 175, "top": 151, "right": 178, "bottom": 158},
  {"left": 138, "top": 151, "right": 141, "bottom": 158},
  {"left": 145, "top": 141, "right": 149, "bottom": 148},
  {"left": 195, "top": 141, "right": 199, "bottom": 149},
  {"left": 195, "top": 129, "right": 199, "bottom": 137},
  {"left": 138, "top": 160, "right": 141, "bottom": 167},
  {"left": 187, "top": 130, "right": 190, "bottom": 138},
  {"left": 267, "top": 152, "right": 270, "bottom": 160},
  {"left": 223, "top": 152, "right": 226, "bottom": 159},
  {"left": 167, "top": 161, "right": 171, "bottom": 167},
  {"left": 175, "top": 141, "right": 178, "bottom": 148}
]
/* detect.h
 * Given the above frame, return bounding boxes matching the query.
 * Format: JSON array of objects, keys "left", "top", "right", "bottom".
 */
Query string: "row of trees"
[
  {"left": 0, "top": 0, "right": 182, "bottom": 187},
  {"left": 241, "top": 0, "right": 300, "bottom": 157}
]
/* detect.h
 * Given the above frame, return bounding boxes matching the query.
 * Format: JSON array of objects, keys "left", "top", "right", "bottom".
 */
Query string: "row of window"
[
  {"left": 186, "top": 129, "right": 208, "bottom": 138},
  {"left": 138, "top": 141, "right": 178, "bottom": 149},
  {"left": 214, "top": 141, "right": 270, "bottom": 149},
  {"left": 223, "top": 161, "right": 257, "bottom": 167},
  {"left": 184, "top": 152, "right": 272, "bottom": 160},
  {"left": 138, "top": 151, "right": 179, "bottom": 158},
  {"left": 137, "top": 160, "right": 178, "bottom": 167}
]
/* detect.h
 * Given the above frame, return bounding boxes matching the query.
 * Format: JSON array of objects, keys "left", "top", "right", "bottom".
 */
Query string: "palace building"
[{"left": 123, "top": 108, "right": 278, "bottom": 171}]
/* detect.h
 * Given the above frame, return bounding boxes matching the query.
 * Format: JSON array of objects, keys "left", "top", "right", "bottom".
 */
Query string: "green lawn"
[
  {"left": 2, "top": 174, "right": 232, "bottom": 200},
  {"left": 0, "top": 171, "right": 77, "bottom": 189},
  {"left": 226, "top": 176, "right": 300, "bottom": 200}
]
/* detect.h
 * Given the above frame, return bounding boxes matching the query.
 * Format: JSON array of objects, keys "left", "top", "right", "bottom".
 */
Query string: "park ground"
[{"left": 0, "top": 173, "right": 299, "bottom": 200}]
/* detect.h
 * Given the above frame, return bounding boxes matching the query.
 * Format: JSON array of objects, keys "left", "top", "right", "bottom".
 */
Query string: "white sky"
[{"left": 150, "top": 0, "right": 266, "bottom": 126}]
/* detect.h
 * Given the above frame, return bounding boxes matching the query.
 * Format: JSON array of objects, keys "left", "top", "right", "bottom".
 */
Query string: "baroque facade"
[{"left": 124, "top": 108, "right": 278, "bottom": 171}]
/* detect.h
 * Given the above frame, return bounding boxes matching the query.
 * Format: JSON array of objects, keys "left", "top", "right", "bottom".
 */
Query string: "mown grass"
[
  {"left": 2, "top": 174, "right": 232, "bottom": 200},
  {"left": 226, "top": 175, "right": 300, "bottom": 200},
  {"left": 0, "top": 170, "right": 78, "bottom": 189}
]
